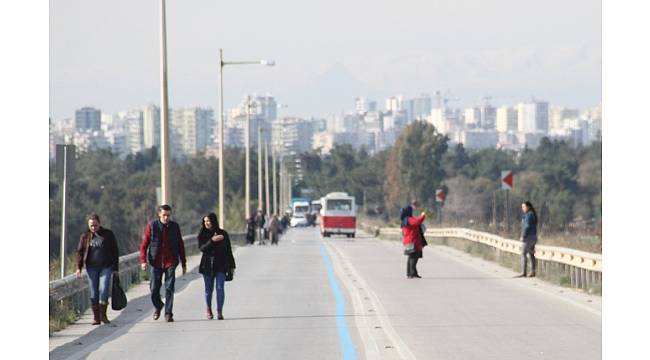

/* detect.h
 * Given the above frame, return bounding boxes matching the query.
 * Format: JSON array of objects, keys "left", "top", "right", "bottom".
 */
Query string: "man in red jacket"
[{"left": 140, "top": 205, "right": 187, "bottom": 322}]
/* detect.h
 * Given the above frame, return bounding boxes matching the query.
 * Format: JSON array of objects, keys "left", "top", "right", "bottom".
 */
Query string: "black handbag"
[
  {"left": 111, "top": 274, "right": 127, "bottom": 310},
  {"left": 225, "top": 269, "right": 234, "bottom": 282},
  {"left": 404, "top": 243, "right": 416, "bottom": 255},
  {"left": 419, "top": 226, "right": 428, "bottom": 248}
]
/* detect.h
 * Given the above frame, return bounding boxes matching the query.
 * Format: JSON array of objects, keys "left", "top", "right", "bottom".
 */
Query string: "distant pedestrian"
[
  {"left": 255, "top": 209, "right": 266, "bottom": 245},
  {"left": 245, "top": 214, "right": 256, "bottom": 245},
  {"left": 280, "top": 213, "right": 290, "bottom": 233},
  {"left": 516, "top": 201, "right": 538, "bottom": 278},
  {"left": 401, "top": 202, "right": 427, "bottom": 279},
  {"left": 139, "top": 205, "right": 187, "bottom": 322},
  {"left": 75, "top": 214, "right": 119, "bottom": 325},
  {"left": 198, "top": 212, "right": 236, "bottom": 320},
  {"left": 269, "top": 214, "right": 280, "bottom": 245}
]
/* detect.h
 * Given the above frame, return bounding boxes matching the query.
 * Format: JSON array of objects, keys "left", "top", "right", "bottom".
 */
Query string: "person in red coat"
[{"left": 401, "top": 204, "right": 426, "bottom": 278}]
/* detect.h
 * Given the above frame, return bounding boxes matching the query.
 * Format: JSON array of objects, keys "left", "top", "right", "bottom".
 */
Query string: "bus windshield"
[{"left": 326, "top": 199, "right": 352, "bottom": 211}]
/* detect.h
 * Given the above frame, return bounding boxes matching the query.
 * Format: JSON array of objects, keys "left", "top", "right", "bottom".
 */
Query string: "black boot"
[{"left": 91, "top": 304, "right": 101, "bottom": 325}]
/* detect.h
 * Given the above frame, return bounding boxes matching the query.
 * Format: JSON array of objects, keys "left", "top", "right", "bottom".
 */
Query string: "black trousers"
[{"left": 407, "top": 252, "right": 421, "bottom": 277}]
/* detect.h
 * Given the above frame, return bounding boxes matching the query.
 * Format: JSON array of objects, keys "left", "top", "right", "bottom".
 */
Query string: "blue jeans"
[
  {"left": 150, "top": 265, "right": 177, "bottom": 315},
  {"left": 86, "top": 266, "right": 113, "bottom": 305},
  {"left": 203, "top": 272, "right": 226, "bottom": 311}
]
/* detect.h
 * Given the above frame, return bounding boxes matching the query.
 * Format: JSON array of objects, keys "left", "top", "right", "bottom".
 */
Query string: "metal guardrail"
[
  {"left": 363, "top": 224, "right": 602, "bottom": 292},
  {"left": 50, "top": 233, "right": 246, "bottom": 317}
]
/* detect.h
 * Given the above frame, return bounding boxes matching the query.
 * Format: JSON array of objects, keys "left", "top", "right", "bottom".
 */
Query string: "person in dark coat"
[
  {"left": 75, "top": 214, "right": 119, "bottom": 325},
  {"left": 245, "top": 215, "right": 256, "bottom": 245},
  {"left": 139, "top": 205, "right": 187, "bottom": 322},
  {"left": 198, "top": 212, "right": 236, "bottom": 320},
  {"left": 268, "top": 214, "right": 280, "bottom": 245},
  {"left": 255, "top": 209, "right": 266, "bottom": 245},
  {"left": 516, "top": 201, "right": 538, "bottom": 278},
  {"left": 401, "top": 204, "right": 427, "bottom": 278}
]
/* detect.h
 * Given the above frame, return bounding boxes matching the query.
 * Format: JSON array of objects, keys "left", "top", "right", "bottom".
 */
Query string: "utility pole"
[
  {"left": 265, "top": 142, "right": 271, "bottom": 216},
  {"left": 245, "top": 96, "right": 251, "bottom": 220},
  {"left": 257, "top": 123, "right": 263, "bottom": 211},
  {"left": 272, "top": 148, "right": 277, "bottom": 215}
]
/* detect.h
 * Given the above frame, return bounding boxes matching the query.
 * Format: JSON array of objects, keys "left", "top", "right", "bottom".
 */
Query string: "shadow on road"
[{"left": 49, "top": 270, "right": 202, "bottom": 360}]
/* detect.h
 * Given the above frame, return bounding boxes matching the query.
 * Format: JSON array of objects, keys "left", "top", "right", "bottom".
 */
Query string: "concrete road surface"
[{"left": 50, "top": 227, "right": 601, "bottom": 360}]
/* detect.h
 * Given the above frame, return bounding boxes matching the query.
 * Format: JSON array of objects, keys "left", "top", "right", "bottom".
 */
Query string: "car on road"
[{"left": 290, "top": 214, "right": 308, "bottom": 227}]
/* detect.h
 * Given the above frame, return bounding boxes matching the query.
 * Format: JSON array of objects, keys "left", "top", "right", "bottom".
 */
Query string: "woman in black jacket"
[
  {"left": 198, "top": 212, "right": 236, "bottom": 320},
  {"left": 516, "top": 201, "right": 538, "bottom": 278}
]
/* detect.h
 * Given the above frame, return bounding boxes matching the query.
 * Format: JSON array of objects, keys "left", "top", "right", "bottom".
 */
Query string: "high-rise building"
[
  {"left": 252, "top": 94, "right": 277, "bottom": 122},
  {"left": 408, "top": 94, "right": 432, "bottom": 120},
  {"left": 480, "top": 105, "right": 497, "bottom": 130},
  {"left": 517, "top": 101, "right": 549, "bottom": 133},
  {"left": 122, "top": 109, "right": 144, "bottom": 154},
  {"left": 355, "top": 97, "right": 377, "bottom": 114},
  {"left": 75, "top": 107, "right": 101, "bottom": 131},
  {"left": 464, "top": 107, "right": 481, "bottom": 128},
  {"left": 385, "top": 96, "right": 405, "bottom": 112},
  {"left": 549, "top": 107, "right": 580, "bottom": 131},
  {"left": 496, "top": 106, "right": 518, "bottom": 132},
  {"left": 143, "top": 104, "right": 161, "bottom": 149},
  {"left": 172, "top": 107, "right": 215, "bottom": 156},
  {"left": 272, "top": 117, "right": 315, "bottom": 156}
]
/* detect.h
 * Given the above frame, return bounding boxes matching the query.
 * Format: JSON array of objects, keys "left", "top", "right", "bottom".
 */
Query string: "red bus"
[{"left": 320, "top": 192, "right": 356, "bottom": 238}]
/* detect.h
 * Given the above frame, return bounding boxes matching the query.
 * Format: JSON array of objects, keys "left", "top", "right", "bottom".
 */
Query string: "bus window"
[{"left": 326, "top": 199, "right": 351, "bottom": 211}]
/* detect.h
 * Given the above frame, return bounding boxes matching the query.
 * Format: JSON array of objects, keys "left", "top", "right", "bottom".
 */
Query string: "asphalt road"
[{"left": 50, "top": 226, "right": 601, "bottom": 360}]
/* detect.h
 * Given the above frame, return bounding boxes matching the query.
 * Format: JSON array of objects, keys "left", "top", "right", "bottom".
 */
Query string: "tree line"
[
  {"left": 50, "top": 121, "right": 601, "bottom": 259},
  {"left": 296, "top": 121, "right": 601, "bottom": 239},
  {"left": 49, "top": 147, "right": 264, "bottom": 260}
]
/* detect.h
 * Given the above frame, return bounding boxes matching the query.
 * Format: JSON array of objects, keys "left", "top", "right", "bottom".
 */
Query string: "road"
[{"left": 50, "top": 227, "right": 601, "bottom": 359}]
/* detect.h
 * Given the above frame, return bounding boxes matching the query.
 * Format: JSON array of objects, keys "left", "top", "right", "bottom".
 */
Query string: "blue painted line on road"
[{"left": 320, "top": 242, "right": 357, "bottom": 360}]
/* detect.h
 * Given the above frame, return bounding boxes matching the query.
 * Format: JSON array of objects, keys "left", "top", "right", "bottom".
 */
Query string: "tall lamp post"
[
  {"left": 265, "top": 142, "right": 271, "bottom": 216},
  {"left": 160, "top": 0, "right": 171, "bottom": 206},
  {"left": 244, "top": 96, "right": 253, "bottom": 221},
  {"left": 218, "top": 50, "right": 274, "bottom": 227}
]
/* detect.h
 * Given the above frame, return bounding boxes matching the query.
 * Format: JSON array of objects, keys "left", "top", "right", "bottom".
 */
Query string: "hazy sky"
[{"left": 50, "top": 0, "right": 601, "bottom": 119}]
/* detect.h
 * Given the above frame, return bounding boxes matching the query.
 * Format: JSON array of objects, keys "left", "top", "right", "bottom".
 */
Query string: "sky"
[{"left": 49, "top": 0, "right": 602, "bottom": 119}]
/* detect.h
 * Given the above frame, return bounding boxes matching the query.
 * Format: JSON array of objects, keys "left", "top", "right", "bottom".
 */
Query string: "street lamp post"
[
  {"left": 218, "top": 50, "right": 274, "bottom": 227},
  {"left": 245, "top": 96, "right": 252, "bottom": 221},
  {"left": 257, "top": 124, "right": 263, "bottom": 211},
  {"left": 265, "top": 142, "right": 271, "bottom": 216},
  {"left": 272, "top": 147, "right": 277, "bottom": 216},
  {"left": 160, "top": 0, "right": 171, "bottom": 206}
]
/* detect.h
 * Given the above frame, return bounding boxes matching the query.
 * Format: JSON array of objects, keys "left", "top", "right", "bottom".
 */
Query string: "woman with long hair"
[
  {"left": 198, "top": 212, "right": 236, "bottom": 319},
  {"left": 517, "top": 201, "right": 538, "bottom": 278},
  {"left": 401, "top": 203, "right": 427, "bottom": 278},
  {"left": 75, "top": 214, "right": 119, "bottom": 325}
]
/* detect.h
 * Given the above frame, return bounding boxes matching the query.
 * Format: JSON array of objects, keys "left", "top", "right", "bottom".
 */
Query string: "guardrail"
[
  {"left": 50, "top": 233, "right": 246, "bottom": 318},
  {"left": 361, "top": 224, "right": 602, "bottom": 293}
]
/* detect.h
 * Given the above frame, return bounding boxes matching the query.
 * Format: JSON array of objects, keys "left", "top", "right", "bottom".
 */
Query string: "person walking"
[
  {"left": 268, "top": 214, "right": 280, "bottom": 245},
  {"left": 139, "top": 205, "right": 187, "bottom": 322},
  {"left": 75, "top": 214, "right": 120, "bottom": 325},
  {"left": 198, "top": 213, "right": 236, "bottom": 320},
  {"left": 255, "top": 209, "right": 266, "bottom": 245},
  {"left": 401, "top": 204, "right": 427, "bottom": 279},
  {"left": 245, "top": 214, "right": 256, "bottom": 245},
  {"left": 516, "top": 201, "right": 538, "bottom": 278}
]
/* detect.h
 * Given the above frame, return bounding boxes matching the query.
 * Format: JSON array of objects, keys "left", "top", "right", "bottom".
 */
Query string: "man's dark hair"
[{"left": 158, "top": 204, "right": 172, "bottom": 212}]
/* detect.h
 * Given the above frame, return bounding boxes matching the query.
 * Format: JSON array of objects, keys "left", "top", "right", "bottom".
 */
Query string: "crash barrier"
[
  {"left": 49, "top": 233, "right": 245, "bottom": 318},
  {"left": 360, "top": 224, "right": 601, "bottom": 293}
]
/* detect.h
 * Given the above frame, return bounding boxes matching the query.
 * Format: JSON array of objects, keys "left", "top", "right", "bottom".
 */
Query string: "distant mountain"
[{"left": 278, "top": 63, "right": 385, "bottom": 118}]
